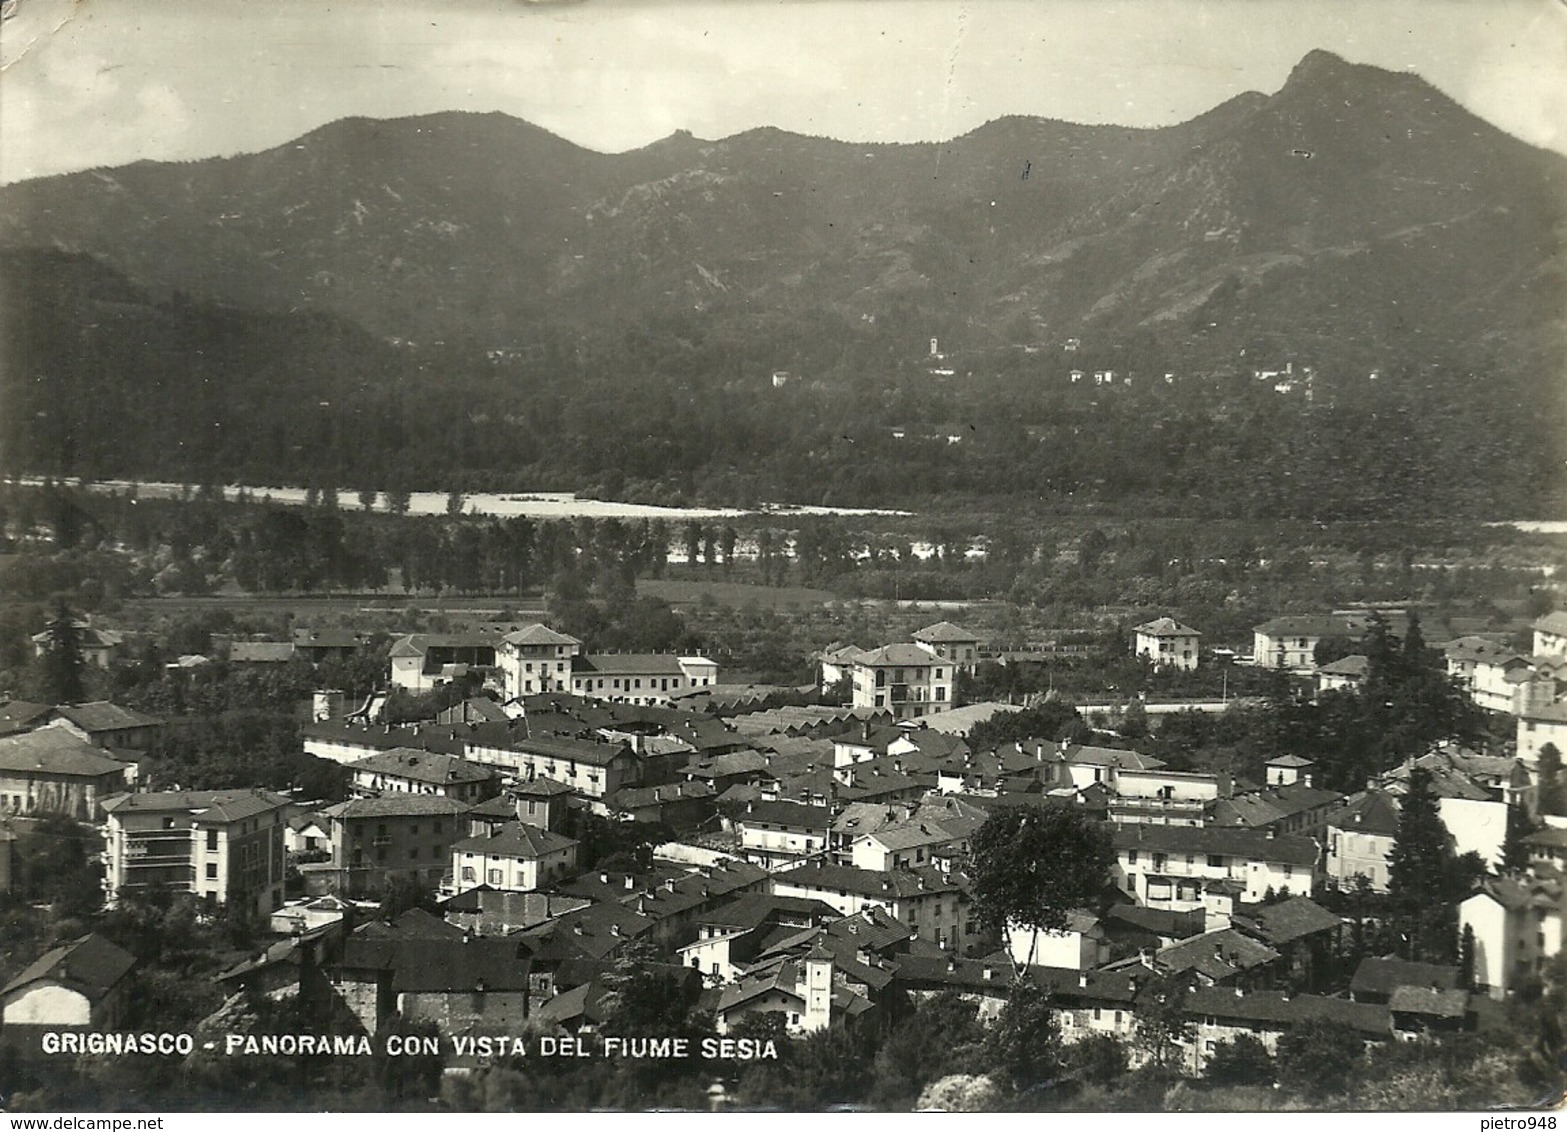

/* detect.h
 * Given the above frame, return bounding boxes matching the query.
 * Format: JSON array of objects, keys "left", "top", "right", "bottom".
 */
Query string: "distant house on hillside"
[
  {"left": 31, "top": 623, "right": 123, "bottom": 669},
  {"left": 1131, "top": 618, "right": 1201, "bottom": 671}
]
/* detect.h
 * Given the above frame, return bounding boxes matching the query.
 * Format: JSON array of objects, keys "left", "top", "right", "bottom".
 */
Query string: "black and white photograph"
[{"left": 0, "top": 0, "right": 1564, "bottom": 1115}]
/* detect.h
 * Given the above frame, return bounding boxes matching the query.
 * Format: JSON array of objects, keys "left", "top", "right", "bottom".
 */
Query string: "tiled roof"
[
  {"left": 1111, "top": 823, "right": 1319, "bottom": 867},
  {"left": 351, "top": 748, "right": 497, "bottom": 785},
  {"left": 452, "top": 821, "right": 577, "bottom": 858},
  {"left": 0, "top": 699, "right": 51, "bottom": 733},
  {"left": 52, "top": 701, "right": 162, "bottom": 732},
  {"left": 301, "top": 720, "right": 466, "bottom": 756},
  {"left": 1231, "top": 896, "right": 1342, "bottom": 946},
  {"left": 320, "top": 795, "right": 469, "bottom": 819},
  {"left": 1156, "top": 929, "right": 1279, "bottom": 981},
  {"left": 1532, "top": 611, "right": 1567, "bottom": 636},
  {"left": 389, "top": 632, "right": 500, "bottom": 657},
  {"left": 0, "top": 728, "right": 129, "bottom": 777},
  {"left": 102, "top": 788, "right": 290, "bottom": 823},
  {"left": 1351, "top": 957, "right": 1460, "bottom": 997},
  {"left": 1133, "top": 618, "right": 1201, "bottom": 638},
  {"left": 1, "top": 934, "right": 136, "bottom": 1000},
  {"left": 291, "top": 628, "right": 365, "bottom": 649},
  {"left": 854, "top": 643, "right": 942, "bottom": 667},
  {"left": 572, "top": 653, "right": 687, "bottom": 676},
  {"left": 496, "top": 734, "right": 634, "bottom": 767},
  {"left": 919, "top": 701, "right": 1026, "bottom": 737},
  {"left": 1389, "top": 986, "right": 1470, "bottom": 1018},
  {"left": 1060, "top": 744, "right": 1167, "bottom": 771},
  {"left": 502, "top": 624, "right": 581, "bottom": 647},
  {"left": 1327, "top": 790, "right": 1402, "bottom": 837},
  {"left": 1212, "top": 781, "right": 1344, "bottom": 828},
  {"left": 913, "top": 621, "right": 980, "bottom": 643},
  {"left": 607, "top": 780, "right": 717, "bottom": 809},
  {"left": 1315, "top": 655, "right": 1369, "bottom": 677},
  {"left": 738, "top": 800, "right": 831, "bottom": 830},
  {"left": 772, "top": 860, "right": 964, "bottom": 900},
  {"left": 696, "top": 894, "right": 839, "bottom": 932},
  {"left": 1185, "top": 986, "right": 1391, "bottom": 1035},
  {"left": 511, "top": 777, "right": 576, "bottom": 798},
  {"left": 229, "top": 642, "right": 297, "bottom": 663},
  {"left": 337, "top": 934, "right": 533, "bottom": 992},
  {"left": 1254, "top": 615, "right": 1361, "bottom": 637}
]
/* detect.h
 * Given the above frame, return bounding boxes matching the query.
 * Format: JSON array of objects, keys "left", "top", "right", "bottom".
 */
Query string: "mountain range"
[{"left": 0, "top": 50, "right": 1562, "bottom": 517}]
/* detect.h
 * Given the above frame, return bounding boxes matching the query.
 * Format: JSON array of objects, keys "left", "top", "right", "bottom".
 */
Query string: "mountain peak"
[{"left": 1281, "top": 48, "right": 1417, "bottom": 95}]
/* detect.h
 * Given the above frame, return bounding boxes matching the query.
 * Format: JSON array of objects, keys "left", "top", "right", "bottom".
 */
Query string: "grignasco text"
[{"left": 39, "top": 1031, "right": 778, "bottom": 1061}]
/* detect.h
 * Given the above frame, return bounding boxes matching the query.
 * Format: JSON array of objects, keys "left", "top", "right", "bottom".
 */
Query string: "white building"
[
  {"left": 101, "top": 789, "right": 290, "bottom": 916},
  {"left": 567, "top": 654, "right": 718, "bottom": 705},
  {"left": 1111, "top": 825, "right": 1319, "bottom": 909},
  {"left": 449, "top": 822, "right": 579, "bottom": 894},
  {"left": 911, "top": 622, "right": 983, "bottom": 673},
  {"left": 1532, "top": 611, "right": 1567, "bottom": 659},
  {"left": 1131, "top": 618, "right": 1202, "bottom": 671},
  {"left": 497, "top": 624, "right": 581, "bottom": 698},
  {"left": 1459, "top": 876, "right": 1564, "bottom": 999},
  {"left": 849, "top": 643, "right": 953, "bottom": 720}
]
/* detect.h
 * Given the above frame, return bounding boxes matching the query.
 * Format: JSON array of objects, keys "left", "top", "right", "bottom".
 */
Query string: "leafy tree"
[
  {"left": 1387, "top": 768, "right": 1449, "bottom": 910},
  {"left": 870, "top": 990, "right": 987, "bottom": 1106},
  {"left": 1275, "top": 1020, "right": 1365, "bottom": 1100},
  {"left": 1459, "top": 924, "right": 1477, "bottom": 990},
  {"left": 378, "top": 872, "right": 437, "bottom": 920},
  {"left": 1205, "top": 1033, "right": 1275, "bottom": 1087},
  {"left": 967, "top": 700, "right": 1083, "bottom": 752},
  {"left": 1061, "top": 1033, "right": 1129, "bottom": 1087},
  {"left": 1134, "top": 972, "right": 1193, "bottom": 1069},
  {"left": 915, "top": 1074, "right": 1002, "bottom": 1112},
  {"left": 982, "top": 977, "right": 1060, "bottom": 1096},
  {"left": 39, "top": 600, "right": 85, "bottom": 704},
  {"left": 1502, "top": 804, "right": 1534, "bottom": 873},
  {"left": 968, "top": 805, "right": 1113, "bottom": 965},
  {"left": 597, "top": 940, "right": 709, "bottom": 1040},
  {"left": 1538, "top": 744, "right": 1566, "bottom": 817}
]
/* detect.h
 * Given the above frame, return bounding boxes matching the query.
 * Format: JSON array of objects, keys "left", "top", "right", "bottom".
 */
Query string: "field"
[{"left": 637, "top": 579, "right": 839, "bottom": 611}]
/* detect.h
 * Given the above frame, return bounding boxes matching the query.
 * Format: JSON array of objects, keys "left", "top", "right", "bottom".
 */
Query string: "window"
[
  {"left": 434, "top": 821, "right": 443, "bottom": 833},
  {"left": 410, "top": 847, "right": 420, "bottom": 860},
  {"left": 462, "top": 867, "right": 475, "bottom": 881},
  {"left": 205, "top": 863, "right": 218, "bottom": 880},
  {"left": 376, "top": 848, "right": 387, "bottom": 862},
  {"left": 1185, "top": 854, "right": 1195, "bottom": 866},
  {"left": 1127, "top": 849, "right": 1138, "bottom": 865},
  {"left": 410, "top": 823, "right": 419, "bottom": 835},
  {"left": 1208, "top": 854, "right": 1224, "bottom": 868},
  {"left": 488, "top": 869, "right": 502, "bottom": 884},
  {"left": 206, "top": 829, "right": 218, "bottom": 851}
]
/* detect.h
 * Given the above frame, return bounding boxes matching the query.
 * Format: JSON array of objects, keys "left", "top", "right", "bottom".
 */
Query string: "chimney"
[
  {"left": 982, "top": 966, "right": 994, "bottom": 981},
  {"left": 1234, "top": 985, "right": 1244, "bottom": 997},
  {"left": 1078, "top": 973, "right": 1089, "bottom": 989},
  {"left": 610, "top": 922, "right": 622, "bottom": 937},
  {"left": 664, "top": 878, "right": 676, "bottom": 892},
  {"left": 600, "top": 872, "right": 609, "bottom": 884}
]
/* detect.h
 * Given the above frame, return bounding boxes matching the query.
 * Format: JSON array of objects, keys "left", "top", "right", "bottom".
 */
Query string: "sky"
[{"left": 1, "top": 0, "right": 1564, "bottom": 184}]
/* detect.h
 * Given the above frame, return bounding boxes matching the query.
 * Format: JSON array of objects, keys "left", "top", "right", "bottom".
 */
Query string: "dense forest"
[{"left": 2, "top": 247, "right": 1562, "bottom": 521}]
